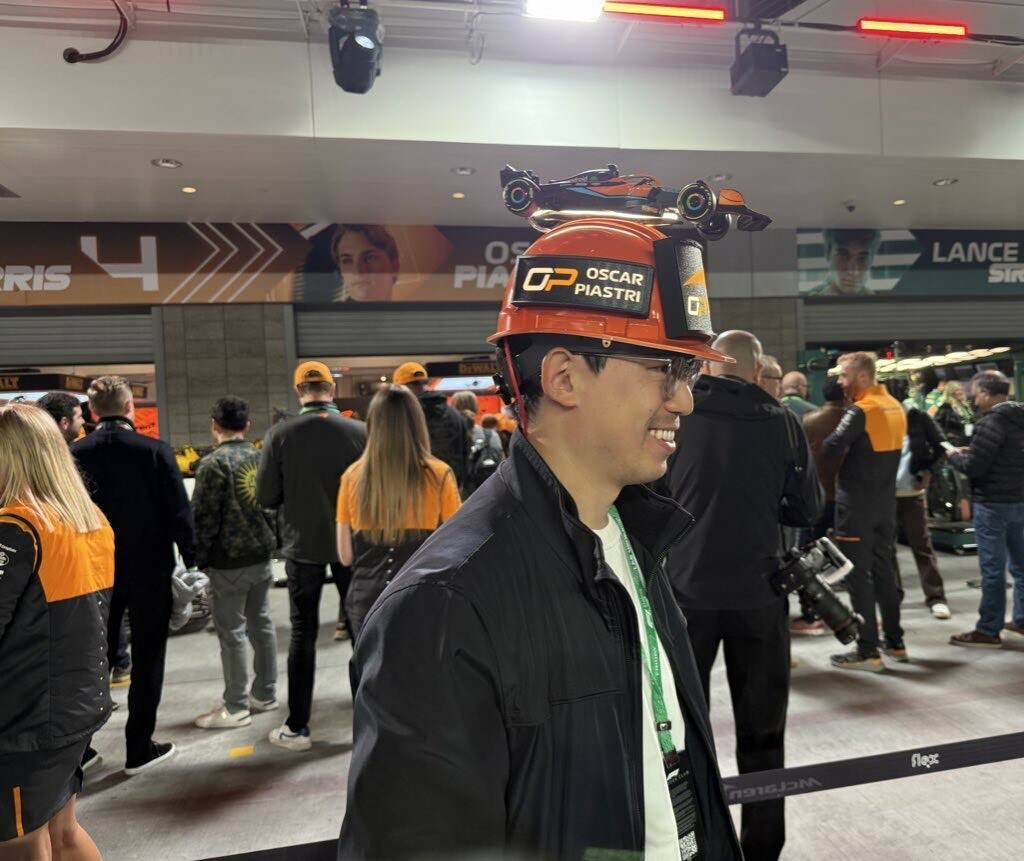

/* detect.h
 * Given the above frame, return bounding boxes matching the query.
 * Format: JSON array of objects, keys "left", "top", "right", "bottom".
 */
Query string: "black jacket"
[
  {"left": 661, "top": 375, "right": 823, "bottom": 611},
  {"left": 418, "top": 391, "right": 470, "bottom": 491},
  {"left": 73, "top": 417, "right": 196, "bottom": 581},
  {"left": 0, "top": 505, "right": 114, "bottom": 754},
  {"left": 256, "top": 404, "right": 367, "bottom": 564},
  {"left": 933, "top": 402, "right": 972, "bottom": 448},
  {"left": 339, "top": 433, "right": 742, "bottom": 861},
  {"left": 906, "top": 407, "right": 946, "bottom": 477},
  {"left": 948, "top": 401, "right": 1024, "bottom": 504},
  {"left": 823, "top": 385, "right": 906, "bottom": 516}
]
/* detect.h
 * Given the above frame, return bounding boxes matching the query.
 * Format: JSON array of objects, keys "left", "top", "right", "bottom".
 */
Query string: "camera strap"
[{"left": 608, "top": 507, "right": 703, "bottom": 860}]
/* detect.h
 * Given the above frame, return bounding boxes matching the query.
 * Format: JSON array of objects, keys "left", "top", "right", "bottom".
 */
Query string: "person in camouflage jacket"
[{"left": 191, "top": 397, "right": 279, "bottom": 730}]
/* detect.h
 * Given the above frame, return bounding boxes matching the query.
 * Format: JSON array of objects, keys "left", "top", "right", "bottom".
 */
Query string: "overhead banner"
[
  {"left": 0, "top": 222, "right": 535, "bottom": 307},
  {"left": 798, "top": 229, "right": 1024, "bottom": 297}
]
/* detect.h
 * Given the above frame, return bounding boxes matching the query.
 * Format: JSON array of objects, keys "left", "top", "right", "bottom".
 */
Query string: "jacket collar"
[
  {"left": 503, "top": 431, "right": 695, "bottom": 597},
  {"left": 96, "top": 416, "right": 135, "bottom": 432}
]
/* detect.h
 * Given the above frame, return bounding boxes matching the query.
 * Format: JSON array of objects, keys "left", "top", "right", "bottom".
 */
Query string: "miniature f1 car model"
[{"left": 499, "top": 163, "right": 771, "bottom": 240}]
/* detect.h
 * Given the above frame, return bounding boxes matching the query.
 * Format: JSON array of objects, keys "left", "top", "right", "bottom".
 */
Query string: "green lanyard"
[
  {"left": 608, "top": 506, "right": 677, "bottom": 767},
  {"left": 300, "top": 404, "right": 340, "bottom": 416}
]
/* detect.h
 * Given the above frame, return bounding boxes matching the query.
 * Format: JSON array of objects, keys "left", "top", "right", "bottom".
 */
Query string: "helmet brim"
[{"left": 487, "top": 328, "right": 735, "bottom": 364}]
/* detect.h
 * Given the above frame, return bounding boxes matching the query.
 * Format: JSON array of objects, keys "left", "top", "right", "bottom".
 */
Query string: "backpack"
[{"left": 467, "top": 425, "right": 504, "bottom": 495}]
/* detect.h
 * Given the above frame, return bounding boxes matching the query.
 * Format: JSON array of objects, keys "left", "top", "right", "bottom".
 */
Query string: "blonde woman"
[
  {"left": 336, "top": 385, "right": 461, "bottom": 638},
  {"left": 0, "top": 404, "right": 114, "bottom": 860},
  {"left": 933, "top": 380, "right": 974, "bottom": 447}
]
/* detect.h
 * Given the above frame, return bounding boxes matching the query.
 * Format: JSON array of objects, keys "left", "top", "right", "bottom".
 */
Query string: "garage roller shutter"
[
  {"left": 297, "top": 307, "right": 498, "bottom": 357},
  {"left": 803, "top": 299, "right": 1024, "bottom": 344},
  {"left": 0, "top": 312, "right": 155, "bottom": 366}
]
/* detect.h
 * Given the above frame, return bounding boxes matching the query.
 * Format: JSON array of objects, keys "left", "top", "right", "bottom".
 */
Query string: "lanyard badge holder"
[{"left": 609, "top": 507, "right": 704, "bottom": 861}]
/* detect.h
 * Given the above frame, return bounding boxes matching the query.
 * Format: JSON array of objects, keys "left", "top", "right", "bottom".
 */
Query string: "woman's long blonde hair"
[
  {"left": 356, "top": 384, "right": 438, "bottom": 545},
  {"left": 0, "top": 403, "right": 103, "bottom": 533}
]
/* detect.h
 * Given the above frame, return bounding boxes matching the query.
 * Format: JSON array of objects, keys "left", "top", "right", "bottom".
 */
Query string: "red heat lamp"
[
  {"left": 857, "top": 18, "right": 968, "bottom": 40},
  {"left": 602, "top": 2, "right": 727, "bottom": 24}
]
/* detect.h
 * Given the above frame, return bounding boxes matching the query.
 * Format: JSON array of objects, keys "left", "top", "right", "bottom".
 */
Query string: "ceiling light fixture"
[
  {"left": 731, "top": 25, "right": 788, "bottom": 96},
  {"left": 151, "top": 158, "right": 182, "bottom": 169},
  {"left": 525, "top": 0, "right": 604, "bottom": 22},
  {"left": 933, "top": 177, "right": 959, "bottom": 187},
  {"left": 181, "top": 186, "right": 198, "bottom": 194},
  {"left": 603, "top": 2, "right": 726, "bottom": 23},
  {"left": 452, "top": 192, "right": 466, "bottom": 200},
  {"left": 709, "top": 173, "right": 732, "bottom": 182},
  {"left": 452, "top": 167, "right": 476, "bottom": 176},
  {"left": 328, "top": 2, "right": 384, "bottom": 94},
  {"left": 857, "top": 18, "right": 968, "bottom": 40},
  {"left": 893, "top": 199, "right": 907, "bottom": 206}
]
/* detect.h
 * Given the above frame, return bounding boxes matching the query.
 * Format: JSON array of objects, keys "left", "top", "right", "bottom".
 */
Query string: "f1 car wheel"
[
  {"left": 698, "top": 212, "right": 731, "bottom": 241},
  {"left": 503, "top": 177, "right": 540, "bottom": 215},
  {"left": 677, "top": 181, "right": 716, "bottom": 224}
]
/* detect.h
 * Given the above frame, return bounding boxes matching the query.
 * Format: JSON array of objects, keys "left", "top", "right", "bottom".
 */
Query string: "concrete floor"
[{"left": 77, "top": 546, "right": 1024, "bottom": 860}]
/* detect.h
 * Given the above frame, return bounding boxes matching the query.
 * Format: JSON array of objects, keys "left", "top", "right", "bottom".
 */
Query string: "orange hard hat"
[{"left": 487, "top": 217, "right": 732, "bottom": 364}]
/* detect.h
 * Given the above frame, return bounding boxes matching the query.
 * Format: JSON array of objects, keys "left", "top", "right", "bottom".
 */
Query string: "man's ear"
[{"left": 539, "top": 348, "right": 584, "bottom": 410}]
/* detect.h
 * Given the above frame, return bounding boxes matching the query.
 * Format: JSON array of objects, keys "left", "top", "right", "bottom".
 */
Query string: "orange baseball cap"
[
  {"left": 293, "top": 361, "right": 334, "bottom": 387},
  {"left": 393, "top": 362, "right": 429, "bottom": 385}
]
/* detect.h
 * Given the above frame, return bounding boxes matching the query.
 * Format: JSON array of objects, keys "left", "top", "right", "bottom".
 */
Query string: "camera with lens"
[
  {"left": 769, "top": 537, "right": 862, "bottom": 644},
  {"left": 676, "top": 181, "right": 733, "bottom": 241}
]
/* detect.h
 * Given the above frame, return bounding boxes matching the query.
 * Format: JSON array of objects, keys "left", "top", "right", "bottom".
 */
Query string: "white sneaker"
[
  {"left": 268, "top": 723, "right": 312, "bottom": 752},
  {"left": 195, "top": 705, "right": 252, "bottom": 729},
  {"left": 931, "top": 603, "right": 952, "bottom": 620},
  {"left": 248, "top": 696, "right": 280, "bottom": 713}
]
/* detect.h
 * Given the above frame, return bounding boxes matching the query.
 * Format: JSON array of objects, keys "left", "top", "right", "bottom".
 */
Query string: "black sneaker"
[
  {"left": 81, "top": 747, "right": 102, "bottom": 773},
  {"left": 881, "top": 642, "right": 909, "bottom": 663},
  {"left": 831, "top": 650, "right": 884, "bottom": 673},
  {"left": 125, "top": 741, "right": 176, "bottom": 776}
]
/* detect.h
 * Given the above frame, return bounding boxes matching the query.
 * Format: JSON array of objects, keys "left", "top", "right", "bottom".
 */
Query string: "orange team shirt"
[{"left": 337, "top": 456, "right": 461, "bottom": 531}]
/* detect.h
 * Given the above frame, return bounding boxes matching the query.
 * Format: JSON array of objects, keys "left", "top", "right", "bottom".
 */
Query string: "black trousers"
[
  {"left": 894, "top": 495, "right": 946, "bottom": 606},
  {"left": 682, "top": 600, "right": 790, "bottom": 861},
  {"left": 835, "top": 498, "right": 903, "bottom": 655},
  {"left": 105, "top": 580, "right": 172, "bottom": 765},
  {"left": 284, "top": 560, "right": 352, "bottom": 732}
]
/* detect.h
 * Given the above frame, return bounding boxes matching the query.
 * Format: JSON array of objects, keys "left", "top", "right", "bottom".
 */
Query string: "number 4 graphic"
[{"left": 80, "top": 235, "right": 159, "bottom": 293}]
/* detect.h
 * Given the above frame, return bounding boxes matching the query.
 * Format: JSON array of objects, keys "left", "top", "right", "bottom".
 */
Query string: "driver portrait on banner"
[
  {"left": 287, "top": 222, "right": 535, "bottom": 304},
  {"left": 805, "top": 229, "right": 882, "bottom": 296},
  {"left": 290, "top": 223, "right": 400, "bottom": 303}
]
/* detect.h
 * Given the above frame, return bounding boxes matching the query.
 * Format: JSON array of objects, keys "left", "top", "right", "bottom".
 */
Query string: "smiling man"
[{"left": 338, "top": 219, "right": 743, "bottom": 861}]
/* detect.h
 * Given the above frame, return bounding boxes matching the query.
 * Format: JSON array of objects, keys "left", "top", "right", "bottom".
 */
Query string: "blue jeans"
[{"left": 973, "top": 502, "right": 1024, "bottom": 636}]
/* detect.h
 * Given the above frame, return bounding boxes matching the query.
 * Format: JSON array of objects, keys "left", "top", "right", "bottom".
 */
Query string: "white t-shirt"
[{"left": 594, "top": 516, "right": 688, "bottom": 861}]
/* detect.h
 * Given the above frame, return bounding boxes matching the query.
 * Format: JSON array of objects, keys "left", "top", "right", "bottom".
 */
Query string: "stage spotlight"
[
  {"left": 730, "top": 25, "right": 788, "bottom": 97},
  {"left": 328, "top": 2, "right": 384, "bottom": 94}
]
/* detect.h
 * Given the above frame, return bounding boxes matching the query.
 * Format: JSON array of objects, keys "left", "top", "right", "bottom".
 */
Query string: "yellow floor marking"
[{"left": 229, "top": 745, "right": 255, "bottom": 759}]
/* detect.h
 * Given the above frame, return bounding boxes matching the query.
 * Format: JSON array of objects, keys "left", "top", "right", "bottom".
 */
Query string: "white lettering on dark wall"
[
  {"left": 80, "top": 235, "right": 159, "bottom": 293},
  {"left": 932, "top": 241, "right": 1020, "bottom": 264},
  {"left": 930, "top": 241, "right": 1024, "bottom": 285},
  {"left": 454, "top": 240, "right": 531, "bottom": 289},
  {"left": 0, "top": 265, "right": 72, "bottom": 292}
]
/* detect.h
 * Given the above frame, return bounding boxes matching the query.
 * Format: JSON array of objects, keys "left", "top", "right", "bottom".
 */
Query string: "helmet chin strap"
[{"left": 502, "top": 339, "right": 529, "bottom": 438}]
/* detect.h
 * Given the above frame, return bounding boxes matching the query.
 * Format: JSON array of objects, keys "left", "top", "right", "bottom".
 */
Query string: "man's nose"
[{"left": 666, "top": 381, "right": 694, "bottom": 416}]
